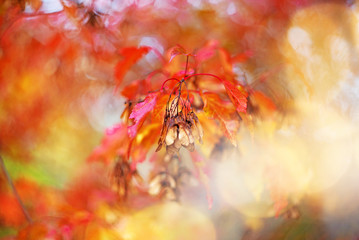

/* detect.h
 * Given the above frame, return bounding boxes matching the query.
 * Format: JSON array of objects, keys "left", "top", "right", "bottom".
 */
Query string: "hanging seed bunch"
[
  {"left": 111, "top": 156, "right": 143, "bottom": 200},
  {"left": 156, "top": 79, "right": 203, "bottom": 156},
  {"left": 148, "top": 155, "right": 194, "bottom": 201}
]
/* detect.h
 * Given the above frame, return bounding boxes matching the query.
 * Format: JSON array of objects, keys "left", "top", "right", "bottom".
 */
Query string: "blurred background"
[{"left": 1, "top": 0, "right": 359, "bottom": 239}]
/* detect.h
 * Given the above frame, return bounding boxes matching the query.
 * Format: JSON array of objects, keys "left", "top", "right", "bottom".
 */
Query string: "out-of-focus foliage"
[{"left": 1, "top": 0, "right": 359, "bottom": 239}]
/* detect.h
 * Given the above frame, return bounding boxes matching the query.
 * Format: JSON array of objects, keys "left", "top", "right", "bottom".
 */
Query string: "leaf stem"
[
  {"left": 160, "top": 78, "right": 180, "bottom": 92},
  {"left": 183, "top": 55, "right": 189, "bottom": 79},
  {"left": 0, "top": 155, "right": 32, "bottom": 224},
  {"left": 184, "top": 73, "right": 223, "bottom": 83}
]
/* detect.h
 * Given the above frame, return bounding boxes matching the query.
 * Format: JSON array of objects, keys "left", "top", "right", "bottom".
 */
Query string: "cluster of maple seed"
[
  {"left": 148, "top": 77, "right": 203, "bottom": 200},
  {"left": 112, "top": 156, "right": 142, "bottom": 200},
  {"left": 156, "top": 80, "right": 203, "bottom": 157},
  {"left": 148, "top": 155, "right": 193, "bottom": 201}
]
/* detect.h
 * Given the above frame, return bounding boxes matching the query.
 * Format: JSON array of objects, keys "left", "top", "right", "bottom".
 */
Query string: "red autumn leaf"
[
  {"left": 221, "top": 78, "right": 248, "bottom": 113},
  {"left": 128, "top": 92, "right": 160, "bottom": 138},
  {"left": 120, "top": 79, "right": 150, "bottom": 100},
  {"left": 203, "top": 92, "right": 240, "bottom": 146},
  {"left": 87, "top": 123, "right": 130, "bottom": 164},
  {"left": 168, "top": 44, "right": 187, "bottom": 63},
  {"left": 114, "top": 46, "right": 151, "bottom": 91},
  {"left": 195, "top": 40, "right": 219, "bottom": 63}
]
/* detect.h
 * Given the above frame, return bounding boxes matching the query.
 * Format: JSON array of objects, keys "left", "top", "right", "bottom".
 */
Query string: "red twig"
[
  {"left": 160, "top": 78, "right": 180, "bottom": 91},
  {"left": 184, "top": 73, "right": 223, "bottom": 83}
]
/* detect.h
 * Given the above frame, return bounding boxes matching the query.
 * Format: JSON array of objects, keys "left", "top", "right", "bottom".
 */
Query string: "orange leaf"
[
  {"left": 250, "top": 91, "right": 276, "bottom": 115},
  {"left": 114, "top": 46, "right": 151, "bottom": 91},
  {"left": 221, "top": 78, "right": 248, "bottom": 113},
  {"left": 203, "top": 92, "right": 240, "bottom": 146},
  {"left": 152, "top": 93, "right": 170, "bottom": 122},
  {"left": 0, "top": 193, "right": 26, "bottom": 226},
  {"left": 218, "top": 48, "right": 233, "bottom": 73},
  {"left": 131, "top": 123, "right": 162, "bottom": 166}
]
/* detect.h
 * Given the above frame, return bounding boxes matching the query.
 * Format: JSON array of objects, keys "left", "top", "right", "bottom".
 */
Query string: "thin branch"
[{"left": 0, "top": 155, "right": 32, "bottom": 223}]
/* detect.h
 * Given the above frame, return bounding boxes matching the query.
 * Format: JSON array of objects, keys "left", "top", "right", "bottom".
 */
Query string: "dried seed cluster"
[
  {"left": 156, "top": 82, "right": 203, "bottom": 156},
  {"left": 148, "top": 155, "right": 194, "bottom": 201},
  {"left": 111, "top": 157, "right": 142, "bottom": 200}
]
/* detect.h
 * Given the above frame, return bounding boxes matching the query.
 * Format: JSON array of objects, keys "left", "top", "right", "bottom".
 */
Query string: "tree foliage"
[{"left": 1, "top": 0, "right": 359, "bottom": 239}]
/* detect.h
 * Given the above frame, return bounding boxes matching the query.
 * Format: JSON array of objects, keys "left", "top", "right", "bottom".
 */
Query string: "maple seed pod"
[
  {"left": 178, "top": 124, "right": 190, "bottom": 147},
  {"left": 195, "top": 120, "right": 204, "bottom": 143},
  {"left": 173, "top": 138, "right": 182, "bottom": 149},
  {"left": 188, "top": 130, "right": 194, "bottom": 144},
  {"left": 166, "top": 144, "right": 179, "bottom": 156},
  {"left": 190, "top": 123, "right": 200, "bottom": 142},
  {"left": 149, "top": 172, "right": 176, "bottom": 197},
  {"left": 190, "top": 113, "right": 203, "bottom": 143},
  {"left": 149, "top": 173, "right": 164, "bottom": 195},
  {"left": 168, "top": 156, "right": 179, "bottom": 176},
  {"left": 149, "top": 180, "right": 161, "bottom": 196},
  {"left": 187, "top": 142, "right": 195, "bottom": 152},
  {"left": 165, "top": 126, "right": 178, "bottom": 146},
  {"left": 164, "top": 187, "right": 177, "bottom": 201}
]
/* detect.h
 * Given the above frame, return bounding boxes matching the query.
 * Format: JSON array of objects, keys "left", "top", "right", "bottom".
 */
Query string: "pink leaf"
[
  {"left": 128, "top": 92, "right": 159, "bottom": 138},
  {"left": 195, "top": 40, "right": 219, "bottom": 62}
]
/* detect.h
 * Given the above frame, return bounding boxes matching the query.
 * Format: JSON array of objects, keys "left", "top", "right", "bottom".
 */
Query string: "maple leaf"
[
  {"left": 203, "top": 92, "right": 240, "bottom": 146},
  {"left": 168, "top": 44, "right": 187, "bottom": 63},
  {"left": 195, "top": 40, "right": 219, "bottom": 63},
  {"left": 152, "top": 93, "right": 170, "bottom": 122},
  {"left": 184, "top": 73, "right": 247, "bottom": 113},
  {"left": 131, "top": 123, "right": 162, "bottom": 167},
  {"left": 221, "top": 78, "right": 248, "bottom": 113},
  {"left": 114, "top": 46, "right": 151, "bottom": 91},
  {"left": 120, "top": 79, "right": 150, "bottom": 100},
  {"left": 128, "top": 92, "right": 160, "bottom": 138}
]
